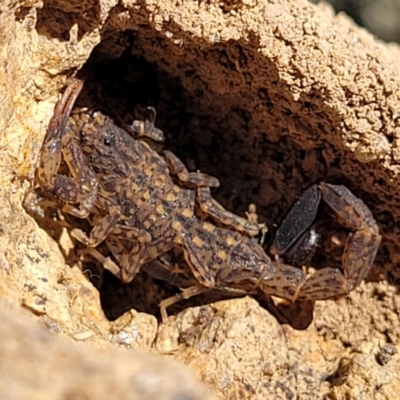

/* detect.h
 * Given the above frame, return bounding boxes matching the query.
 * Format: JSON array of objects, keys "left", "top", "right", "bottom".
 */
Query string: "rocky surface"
[
  {"left": 1, "top": 0, "right": 400, "bottom": 399},
  {"left": 0, "top": 301, "right": 216, "bottom": 400},
  {"left": 311, "top": 0, "right": 400, "bottom": 43}
]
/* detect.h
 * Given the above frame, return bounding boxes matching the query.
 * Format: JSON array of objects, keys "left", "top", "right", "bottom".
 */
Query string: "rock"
[
  {"left": 1, "top": 0, "right": 400, "bottom": 398},
  {"left": 0, "top": 303, "right": 216, "bottom": 400}
]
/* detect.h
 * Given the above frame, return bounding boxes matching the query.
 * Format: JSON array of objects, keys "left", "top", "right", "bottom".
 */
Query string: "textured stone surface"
[
  {"left": 0, "top": 302, "right": 216, "bottom": 400},
  {"left": 311, "top": 0, "right": 400, "bottom": 43},
  {"left": 1, "top": 0, "right": 400, "bottom": 399}
]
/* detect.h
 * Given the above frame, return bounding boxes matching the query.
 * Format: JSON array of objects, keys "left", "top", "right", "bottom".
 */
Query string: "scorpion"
[{"left": 25, "top": 80, "right": 381, "bottom": 323}]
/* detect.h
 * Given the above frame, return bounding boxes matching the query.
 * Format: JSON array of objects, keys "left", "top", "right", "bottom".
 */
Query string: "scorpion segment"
[
  {"left": 270, "top": 183, "right": 381, "bottom": 302},
  {"left": 37, "top": 80, "right": 83, "bottom": 191},
  {"left": 131, "top": 107, "right": 165, "bottom": 142},
  {"left": 179, "top": 229, "right": 217, "bottom": 288},
  {"left": 196, "top": 187, "right": 260, "bottom": 236},
  {"left": 33, "top": 80, "right": 99, "bottom": 219},
  {"left": 164, "top": 150, "right": 220, "bottom": 188},
  {"left": 270, "top": 184, "right": 321, "bottom": 265},
  {"left": 214, "top": 237, "right": 275, "bottom": 289},
  {"left": 177, "top": 223, "right": 272, "bottom": 291},
  {"left": 318, "top": 182, "right": 381, "bottom": 290},
  {"left": 164, "top": 150, "right": 259, "bottom": 236},
  {"left": 257, "top": 261, "right": 306, "bottom": 303}
]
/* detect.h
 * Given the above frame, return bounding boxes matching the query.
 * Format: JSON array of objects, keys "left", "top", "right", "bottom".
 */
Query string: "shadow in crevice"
[
  {"left": 32, "top": 1, "right": 397, "bottom": 325},
  {"left": 36, "top": 0, "right": 102, "bottom": 42}
]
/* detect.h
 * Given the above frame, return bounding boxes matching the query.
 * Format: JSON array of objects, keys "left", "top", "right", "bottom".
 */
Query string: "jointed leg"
[
  {"left": 78, "top": 247, "right": 121, "bottom": 279},
  {"left": 181, "top": 232, "right": 215, "bottom": 288},
  {"left": 164, "top": 150, "right": 220, "bottom": 188},
  {"left": 131, "top": 107, "right": 165, "bottom": 142},
  {"left": 159, "top": 286, "right": 208, "bottom": 323},
  {"left": 165, "top": 150, "right": 258, "bottom": 236},
  {"left": 105, "top": 226, "right": 153, "bottom": 283},
  {"left": 196, "top": 187, "right": 259, "bottom": 236},
  {"left": 70, "top": 205, "right": 120, "bottom": 247}
]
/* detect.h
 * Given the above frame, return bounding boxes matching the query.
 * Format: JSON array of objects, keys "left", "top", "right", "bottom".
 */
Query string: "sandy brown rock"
[
  {"left": 1, "top": 0, "right": 400, "bottom": 399},
  {"left": 0, "top": 302, "right": 216, "bottom": 400},
  {"left": 311, "top": 0, "right": 400, "bottom": 43},
  {"left": 156, "top": 298, "right": 338, "bottom": 399},
  {"left": 330, "top": 344, "right": 400, "bottom": 399}
]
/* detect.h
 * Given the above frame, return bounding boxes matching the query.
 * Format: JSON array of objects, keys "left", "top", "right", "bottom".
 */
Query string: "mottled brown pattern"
[{"left": 25, "top": 81, "right": 381, "bottom": 323}]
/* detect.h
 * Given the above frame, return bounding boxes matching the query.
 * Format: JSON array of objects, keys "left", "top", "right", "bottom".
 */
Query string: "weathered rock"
[
  {"left": 0, "top": 302, "right": 216, "bottom": 400},
  {"left": 1, "top": 0, "right": 400, "bottom": 399},
  {"left": 311, "top": 0, "right": 400, "bottom": 43}
]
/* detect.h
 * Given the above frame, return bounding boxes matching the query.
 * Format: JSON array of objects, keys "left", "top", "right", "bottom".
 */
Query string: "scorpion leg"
[
  {"left": 142, "top": 253, "right": 209, "bottom": 322},
  {"left": 83, "top": 197, "right": 181, "bottom": 284},
  {"left": 164, "top": 150, "right": 259, "bottom": 236},
  {"left": 69, "top": 192, "right": 121, "bottom": 247},
  {"left": 105, "top": 221, "right": 180, "bottom": 284},
  {"left": 72, "top": 193, "right": 155, "bottom": 283},
  {"left": 164, "top": 150, "right": 220, "bottom": 188},
  {"left": 106, "top": 226, "right": 153, "bottom": 283},
  {"left": 72, "top": 218, "right": 123, "bottom": 282},
  {"left": 159, "top": 286, "right": 208, "bottom": 323},
  {"left": 78, "top": 227, "right": 153, "bottom": 284},
  {"left": 70, "top": 207, "right": 120, "bottom": 247},
  {"left": 130, "top": 107, "right": 165, "bottom": 142},
  {"left": 78, "top": 247, "right": 122, "bottom": 279},
  {"left": 180, "top": 231, "right": 216, "bottom": 288},
  {"left": 295, "top": 183, "right": 381, "bottom": 300},
  {"left": 196, "top": 187, "right": 259, "bottom": 236}
]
